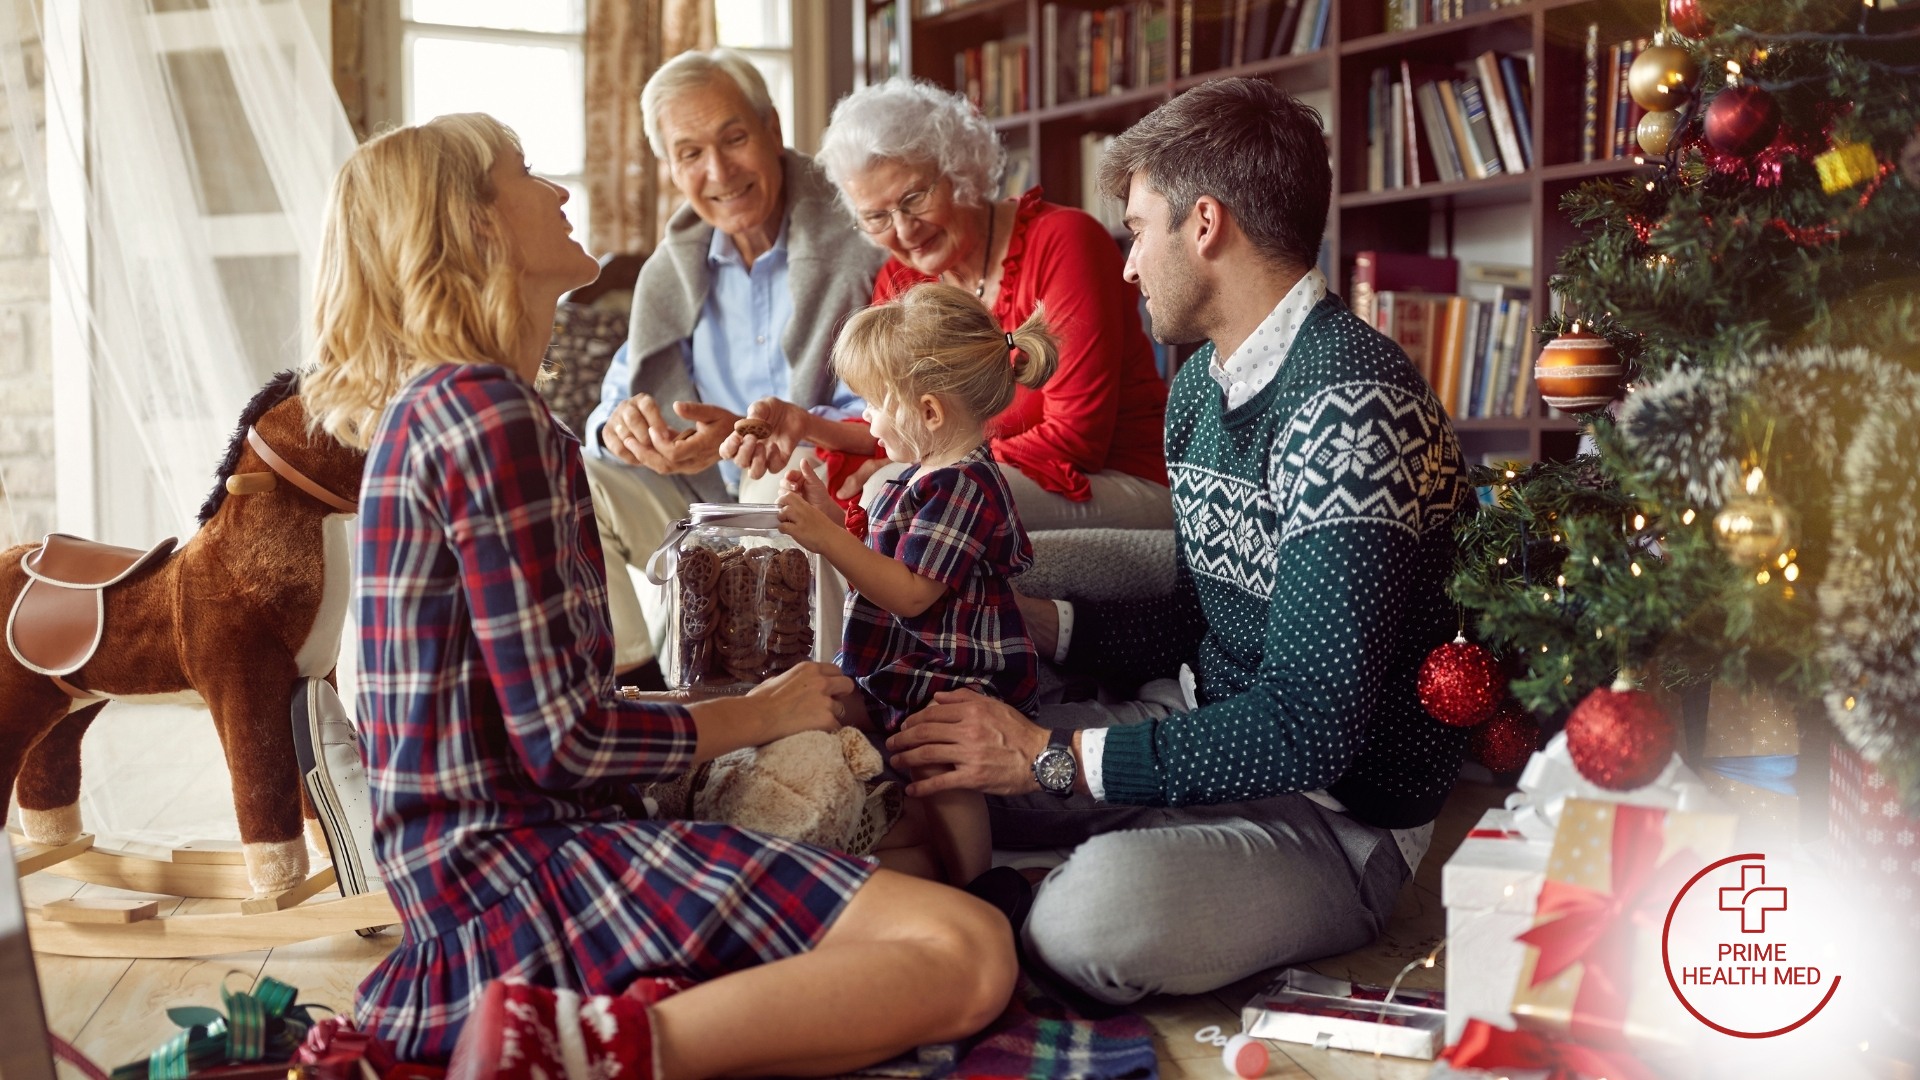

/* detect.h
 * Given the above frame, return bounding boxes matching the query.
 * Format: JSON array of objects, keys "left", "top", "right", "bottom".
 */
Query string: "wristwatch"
[{"left": 1031, "top": 729, "right": 1077, "bottom": 798}]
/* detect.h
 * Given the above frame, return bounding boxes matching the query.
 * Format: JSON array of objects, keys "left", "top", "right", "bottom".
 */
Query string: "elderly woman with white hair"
[{"left": 735, "top": 78, "right": 1172, "bottom": 530}]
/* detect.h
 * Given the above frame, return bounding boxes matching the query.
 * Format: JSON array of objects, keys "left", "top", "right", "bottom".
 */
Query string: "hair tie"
[{"left": 1005, "top": 332, "right": 1018, "bottom": 368}]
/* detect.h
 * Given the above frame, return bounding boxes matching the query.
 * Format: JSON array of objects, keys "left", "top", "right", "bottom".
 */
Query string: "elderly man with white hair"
[{"left": 583, "top": 49, "right": 884, "bottom": 680}]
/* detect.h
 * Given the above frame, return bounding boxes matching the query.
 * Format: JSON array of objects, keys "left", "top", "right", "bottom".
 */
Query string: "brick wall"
[{"left": 0, "top": 4, "right": 49, "bottom": 551}]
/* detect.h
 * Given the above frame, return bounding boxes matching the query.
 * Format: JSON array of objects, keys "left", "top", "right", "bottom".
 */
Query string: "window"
[
  {"left": 394, "top": 1, "right": 799, "bottom": 251},
  {"left": 401, "top": 1, "right": 590, "bottom": 239},
  {"left": 716, "top": 0, "right": 794, "bottom": 131}
]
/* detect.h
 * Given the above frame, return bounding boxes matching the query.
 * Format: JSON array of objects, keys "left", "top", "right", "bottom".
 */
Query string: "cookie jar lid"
[{"left": 644, "top": 503, "right": 782, "bottom": 585}]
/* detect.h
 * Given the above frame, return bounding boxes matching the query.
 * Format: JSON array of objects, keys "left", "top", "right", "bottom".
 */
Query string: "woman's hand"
[
  {"left": 834, "top": 457, "right": 891, "bottom": 502},
  {"left": 719, "top": 397, "right": 808, "bottom": 480},
  {"left": 745, "top": 661, "right": 854, "bottom": 742},
  {"left": 776, "top": 460, "right": 845, "bottom": 554}
]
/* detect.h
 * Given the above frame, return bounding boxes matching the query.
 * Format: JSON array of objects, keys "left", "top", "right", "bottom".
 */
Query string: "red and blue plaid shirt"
[
  {"left": 839, "top": 444, "right": 1040, "bottom": 729},
  {"left": 353, "top": 363, "right": 871, "bottom": 1060}
]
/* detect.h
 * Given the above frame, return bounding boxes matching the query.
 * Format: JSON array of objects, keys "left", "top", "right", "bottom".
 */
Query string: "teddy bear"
[{"left": 648, "top": 727, "right": 901, "bottom": 855}]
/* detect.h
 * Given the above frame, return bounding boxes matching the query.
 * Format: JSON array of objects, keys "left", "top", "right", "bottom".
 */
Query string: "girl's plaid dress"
[
  {"left": 839, "top": 444, "right": 1040, "bottom": 729},
  {"left": 352, "top": 363, "right": 872, "bottom": 1063}
]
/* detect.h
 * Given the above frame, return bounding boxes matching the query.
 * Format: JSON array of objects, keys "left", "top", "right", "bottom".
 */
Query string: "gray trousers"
[{"left": 989, "top": 696, "right": 1411, "bottom": 1005}]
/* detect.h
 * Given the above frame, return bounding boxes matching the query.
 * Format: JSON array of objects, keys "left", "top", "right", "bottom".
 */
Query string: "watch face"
[{"left": 1034, "top": 746, "right": 1075, "bottom": 795}]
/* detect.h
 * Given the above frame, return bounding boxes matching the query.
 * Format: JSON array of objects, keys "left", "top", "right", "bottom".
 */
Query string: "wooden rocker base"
[
  {"left": 26, "top": 889, "right": 398, "bottom": 958},
  {"left": 10, "top": 830, "right": 397, "bottom": 958}
]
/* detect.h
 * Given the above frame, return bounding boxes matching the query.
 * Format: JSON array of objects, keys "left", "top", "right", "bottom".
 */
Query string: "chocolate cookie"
[
  {"left": 773, "top": 548, "right": 812, "bottom": 593},
  {"left": 733, "top": 416, "right": 773, "bottom": 440},
  {"left": 678, "top": 546, "right": 721, "bottom": 594}
]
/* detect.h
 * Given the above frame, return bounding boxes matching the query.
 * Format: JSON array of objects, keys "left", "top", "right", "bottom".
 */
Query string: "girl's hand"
[
  {"left": 776, "top": 460, "right": 845, "bottom": 554},
  {"left": 745, "top": 661, "right": 853, "bottom": 742}
]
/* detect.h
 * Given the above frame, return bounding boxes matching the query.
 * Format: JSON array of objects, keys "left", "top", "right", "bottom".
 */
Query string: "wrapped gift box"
[
  {"left": 1440, "top": 808, "right": 1550, "bottom": 1044},
  {"left": 1240, "top": 967, "right": 1445, "bottom": 1059},
  {"left": 1698, "top": 684, "right": 1804, "bottom": 846},
  {"left": 1509, "top": 798, "right": 1736, "bottom": 1046},
  {"left": 1829, "top": 741, "right": 1920, "bottom": 933}
]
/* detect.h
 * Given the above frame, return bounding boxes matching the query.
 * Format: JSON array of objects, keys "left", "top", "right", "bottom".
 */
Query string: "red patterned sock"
[{"left": 447, "top": 979, "right": 655, "bottom": 1080}]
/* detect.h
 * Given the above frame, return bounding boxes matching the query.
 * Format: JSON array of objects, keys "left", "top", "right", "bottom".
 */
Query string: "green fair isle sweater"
[{"left": 1073, "top": 294, "right": 1472, "bottom": 830}]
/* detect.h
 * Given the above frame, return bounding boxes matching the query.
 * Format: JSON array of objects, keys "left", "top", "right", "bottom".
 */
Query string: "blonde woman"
[{"left": 302, "top": 114, "right": 1012, "bottom": 1078}]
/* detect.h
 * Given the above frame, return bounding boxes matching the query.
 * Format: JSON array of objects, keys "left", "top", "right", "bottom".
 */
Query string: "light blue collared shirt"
[{"left": 583, "top": 218, "right": 863, "bottom": 482}]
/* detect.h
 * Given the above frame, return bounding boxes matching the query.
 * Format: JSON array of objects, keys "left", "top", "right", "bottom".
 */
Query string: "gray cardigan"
[{"left": 622, "top": 150, "right": 885, "bottom": 427}]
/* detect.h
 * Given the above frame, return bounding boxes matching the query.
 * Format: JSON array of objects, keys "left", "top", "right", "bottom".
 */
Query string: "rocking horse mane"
[{"left": 197, "top": 370, "right": 302, "bottom": 526}]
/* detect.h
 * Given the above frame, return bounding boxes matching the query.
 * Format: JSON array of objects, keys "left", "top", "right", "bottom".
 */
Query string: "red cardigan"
[{"left": 872, "top": 190, "right": 1168, "bottom": 501}]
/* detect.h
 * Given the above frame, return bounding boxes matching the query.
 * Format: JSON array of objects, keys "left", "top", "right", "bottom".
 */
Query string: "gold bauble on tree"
[
  {"left": 1628, "top": 43, "right": 1699, "bottom": 111},
  {"left": 1533, "top": 328, "right": 1626, "bottom": 413},
  {"left": 1713, "top": 491, "right": 1798, "bottom": 564},
  {"left": 1638, "top": 109, "right": 1684, "bottom": 156}
]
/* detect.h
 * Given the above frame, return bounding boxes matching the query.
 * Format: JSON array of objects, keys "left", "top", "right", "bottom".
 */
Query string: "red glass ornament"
[
  {"left": 1705, "top": 84, "right": 1780, "bottom": 156},
  {"left": 1471, "top": 699, "right": 1541, "bottom": 774},
  {"left": 1418, "top": 634, "right": 1507, "bottom": 727},
  {"left": 1669, "top": 0, "right": 1713, "bottom": 38},
  {"left": 1565, "top": 680, "right": 1677, "bottom": 790}
]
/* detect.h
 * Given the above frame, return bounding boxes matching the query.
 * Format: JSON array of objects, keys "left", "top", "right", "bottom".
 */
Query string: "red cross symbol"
[{"left": 1718, "top": 863, "right": 1788, "bottom": 933}]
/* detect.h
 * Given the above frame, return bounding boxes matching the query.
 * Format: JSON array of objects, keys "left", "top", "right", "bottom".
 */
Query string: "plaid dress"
[
  {"left": 352, "top": 363, "right": 873, "bottom": 1063},
  {"left": 840, "top": 445, "right": 1039, "bottom": 729}
]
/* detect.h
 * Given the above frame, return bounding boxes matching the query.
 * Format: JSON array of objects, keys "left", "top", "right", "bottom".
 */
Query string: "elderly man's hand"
[
  {"left": 718, "top": 397, "right": 807, "bottom": 480},
  {"left": 887, "top": 688, "right": 1051, "bottom": 797},
  {"left": 602, "top": 394, "right": 738, "bottom": 475}
]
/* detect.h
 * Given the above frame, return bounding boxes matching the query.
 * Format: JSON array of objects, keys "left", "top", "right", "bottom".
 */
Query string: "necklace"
[{"left": 973, "top": 203, "right": 995, "bottom": 299}]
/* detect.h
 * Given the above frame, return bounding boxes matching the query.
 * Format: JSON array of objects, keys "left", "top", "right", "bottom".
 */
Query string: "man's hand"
[
  {"left": 744, "top": 661, "right": 854, "bottom": 743},
  {"left": 600, "top": 393, "right": 738, "bottom": 475},
  {"left": 776, "top": 461, "right": 845, "bottom": 555},
  {"left": 718, "top": 397, "right": 807, "bottom": 480},
  {"left": 1015, "top": 593, "right": 1060, "bottom": 661},
  {"left": 887, "top": 688, "right": 1051, "bottom": 797}
]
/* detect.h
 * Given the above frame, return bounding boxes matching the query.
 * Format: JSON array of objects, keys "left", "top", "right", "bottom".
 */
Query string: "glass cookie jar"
[{"left": 645, "top": 503, "right": 821, "bottom": 692}]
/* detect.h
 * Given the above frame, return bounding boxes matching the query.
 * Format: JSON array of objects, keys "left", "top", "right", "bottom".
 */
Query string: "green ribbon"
[{"left": 111, "top": 975, "right": 321, "bottom": 1080}]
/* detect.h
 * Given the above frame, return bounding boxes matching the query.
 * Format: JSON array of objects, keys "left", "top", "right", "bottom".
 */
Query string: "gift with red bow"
[{"left": 1509, "top": 797, "right": 1736, "bottom": 1047}]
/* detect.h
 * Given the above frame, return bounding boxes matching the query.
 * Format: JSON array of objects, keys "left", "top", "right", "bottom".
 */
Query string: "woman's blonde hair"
[
  {"left": 834, "top": 282, "right": 1057, "bottom": 456},
  {"left": 302, "top": 113, "right": 529, "bottom": 449}
]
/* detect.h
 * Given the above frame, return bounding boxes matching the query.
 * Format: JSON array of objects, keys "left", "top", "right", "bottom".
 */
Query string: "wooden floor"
[{"left": 27, "top": 781, "right": 1510, "bottom": 1080}]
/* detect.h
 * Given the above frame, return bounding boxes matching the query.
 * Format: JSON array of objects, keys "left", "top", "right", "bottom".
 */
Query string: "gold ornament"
[
  {"left": 1628, "top": 44, "right": 1700, "bottom": 111},
  {"left": 1815, "top": 140, "right": 1879, "bottom": 194},
  {"left": 1533, "top": 328, "right": 1626, "bottom": 413},
  {"left": 1713, "top": 493, "right": 1798, "bottom": 564},
  {"left": 1638, "top": 110, "right": 1684, "bottom": 157}
]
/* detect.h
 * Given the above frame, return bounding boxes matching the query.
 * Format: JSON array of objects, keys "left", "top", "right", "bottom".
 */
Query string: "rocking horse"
[{"left": 2, "top": 371, "right": 397, "bottom": 957}]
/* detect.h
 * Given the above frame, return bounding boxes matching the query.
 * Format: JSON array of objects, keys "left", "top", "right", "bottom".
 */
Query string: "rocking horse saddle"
[{"left": 7, "top": 533, "right": 178, "bottom": 680}]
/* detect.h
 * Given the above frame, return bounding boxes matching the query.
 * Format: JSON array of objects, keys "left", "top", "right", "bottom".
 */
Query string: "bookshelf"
[{"left": 853, "top": 0, "right": 1662, "bottom": 462}]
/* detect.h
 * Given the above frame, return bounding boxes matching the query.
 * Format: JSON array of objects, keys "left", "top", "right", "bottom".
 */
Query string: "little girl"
[{"left": 776, "top": 282, "right": 1057, "bottom": 887}]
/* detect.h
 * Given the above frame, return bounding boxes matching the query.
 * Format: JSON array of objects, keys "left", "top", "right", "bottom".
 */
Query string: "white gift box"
[
  {"left": 1241, "top": 967, "right": 1447, "bottom": 1060},
  {"left": 1440, "top": 807, "right": 1550, "bottom": 1045}
]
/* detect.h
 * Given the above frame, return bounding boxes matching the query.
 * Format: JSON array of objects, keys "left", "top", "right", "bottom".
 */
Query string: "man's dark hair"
[{"left": 1098, "top": 77, "right": 1330, "bottom": 270}]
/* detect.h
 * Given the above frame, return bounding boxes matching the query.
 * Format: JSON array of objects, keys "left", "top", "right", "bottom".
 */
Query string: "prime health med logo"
[{"left": 1661, "top": 853, "right": 1844, "bottom": 1038}]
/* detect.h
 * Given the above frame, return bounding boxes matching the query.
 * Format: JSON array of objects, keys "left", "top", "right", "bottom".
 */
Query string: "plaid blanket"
[{"left": 847, "top": 975, "right": 1156, "bottom": 1080}]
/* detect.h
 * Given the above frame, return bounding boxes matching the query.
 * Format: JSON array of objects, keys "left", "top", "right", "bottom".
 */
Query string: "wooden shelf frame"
[{"left": 855, "top": 0, "right": 1663, "bottom": 460}]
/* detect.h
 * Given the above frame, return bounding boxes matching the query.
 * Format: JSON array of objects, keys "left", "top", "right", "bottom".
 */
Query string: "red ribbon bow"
[
  {"left": 1515, "top": 803, "right": 1693, "bottom": 1043},
  {"left": 296, "top": 1018, "right": 396, "bottom": 1080},
  {"left": 1442, "top": 1019, "right": 1655, "bottom": 1080}
]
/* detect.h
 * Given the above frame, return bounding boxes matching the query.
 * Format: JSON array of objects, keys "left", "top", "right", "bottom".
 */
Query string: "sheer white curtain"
[{"left": 0, "top": 0, "right": 354, "bottom": 848}]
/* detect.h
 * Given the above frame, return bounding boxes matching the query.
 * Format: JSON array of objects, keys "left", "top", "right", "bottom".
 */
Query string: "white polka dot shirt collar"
[{"left": 1210, "top": 267, "right": 1329, "bottom": 410}]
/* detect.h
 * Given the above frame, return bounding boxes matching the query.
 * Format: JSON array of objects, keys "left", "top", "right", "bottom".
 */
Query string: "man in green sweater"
[{"left": 886, "top": 77, "right": 1473, "bottom": 1004}]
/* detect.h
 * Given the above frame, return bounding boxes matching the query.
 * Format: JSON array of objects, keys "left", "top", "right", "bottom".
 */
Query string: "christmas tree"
[{"left": 1450, "top": 0, "right": 1920, "bottom": 799}]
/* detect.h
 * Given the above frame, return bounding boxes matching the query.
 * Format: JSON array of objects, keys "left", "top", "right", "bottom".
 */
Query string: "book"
[
  {"left": 1268, "top": 0, "right": 1305, "bottom": 59},
  {"left": 1243, "top": 0, "right": 1274, "bottom": 67},
  {"left": 1242, "top": 968, "right": 1447, "bottom": 1060},
  {"left": 1178, "top": 0, "right": 1195, "bottom": 77},
  {"left": 1471, "top": 52, "right": 1525, "bottom": 173},
  {"left": 1498, "top": 53, "right": 1535, "bottom": 168},
  {"left": 1290, "top": 0, "right": 1322, "bottom": 54},
  {"left": 1581, "top": 22, "right": 1600, "bottom": 162},
  {"left": 1415, "top": 80, "right": 1464, "bottom": 182},
  {"left": 1455, "top": 77, "right": 1505, "bottom": 178},
  {"left": 1349, "top": 250, "right": 1458, "bottom": 326},
  {"left": 1398, "top": 60, "right": 1441, "bottom": 185},
  {"left": 1434, "top": 294, "right": 1471, "bottom": 411},
  {"left": 1378, "top": 291, "right": 1450, "bottom": 384},
  {"left": 1141, "top": 2, "right": 1171, "bottom": 84},
  {"left": 1435, "top": 78, "right": 1476, "bottom": 180},
  {"left": 1366, "top": 66, "right": 1391, "bottom": 191}
]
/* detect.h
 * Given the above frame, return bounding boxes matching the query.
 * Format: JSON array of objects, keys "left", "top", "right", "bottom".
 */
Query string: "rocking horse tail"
[{"left": 15, "top": 700, "right": 109, "bottom": 847}]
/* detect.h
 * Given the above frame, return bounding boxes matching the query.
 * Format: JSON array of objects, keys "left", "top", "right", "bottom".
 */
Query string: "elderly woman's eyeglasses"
[{"left": 855, "top": 185, "right": 938, "bottom": 234}]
